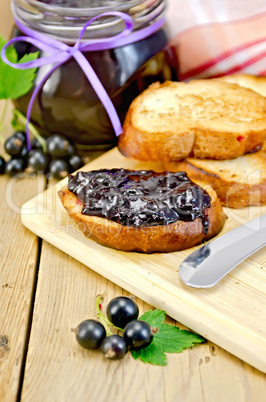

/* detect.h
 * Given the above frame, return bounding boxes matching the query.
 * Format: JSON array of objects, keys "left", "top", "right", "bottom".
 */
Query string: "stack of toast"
[
  {"left": 118, "top": 75, "right": 266, "bottom": 209},
  {"left": 58, "top": 74, "right": 265, "bottom": 253}
]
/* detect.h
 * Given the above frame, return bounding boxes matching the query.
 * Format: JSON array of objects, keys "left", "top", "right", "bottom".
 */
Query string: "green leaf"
[
  {"left": 153, "top": 323, "right": 206, "bottom": 353},
  {"left": 131, "top": 341, "right": 167, "bottom": 366},
  {"left": 139, "top": 309, "right": 165, "bottom": 326},
  {"left": 0, "top": 35, "right": 39, "bottom": 100},
  {"left": 130, "top": 309, "right": 206, "bottom": 366}
]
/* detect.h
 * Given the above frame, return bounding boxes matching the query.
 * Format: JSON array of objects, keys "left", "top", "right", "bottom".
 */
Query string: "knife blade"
[{"left": 178, "top": 214, "right": 266, "bottom": 288}]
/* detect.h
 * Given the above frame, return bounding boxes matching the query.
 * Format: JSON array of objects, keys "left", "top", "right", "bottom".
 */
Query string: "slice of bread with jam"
[{"left": 58, "top": 169, "right": 226, "bottom": 253}]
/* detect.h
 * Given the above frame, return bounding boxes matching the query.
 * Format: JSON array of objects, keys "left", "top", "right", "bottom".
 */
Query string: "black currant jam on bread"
[{"left": 58, "top": 169, "right": 226, "bottom": 253}]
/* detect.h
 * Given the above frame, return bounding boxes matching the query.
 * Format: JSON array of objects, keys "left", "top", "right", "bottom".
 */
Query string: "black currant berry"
[
  {"left": 47, "top": 134, "right": 72, "bottom": 158},
  {"left": 0, "top": 156, "right": 6, "bottom": 174},
  {"left": 68, "top": 154, "right": 83, "bottom": 172},
  {"left": 31, "top": 137, "right": 44, "bottom": 150},
  {"left": 123, "top": 320, "right": 153, "bottom": 351},
  {"left": 106, "top": 296, "right": 139, "bottom": 329},
  {"left": 12, "top": 144, "right": 28, "bottom": 159},
  {"left": 49, "top": 159, "right": 69, "bottom": 180},
  {"left": 73, "top": 319, "right": 106, "bottom": 350},
  {"left": 5, "top": 158, "right": 25, "bottom": 176},
  {"left": 66, "top": 143, "right": 75, "bottom": 157},
  {"left": 14, "top": 131, "right": 26, "bottom": 144},
  {"left": 27, "top": 149, "right": 49, "bottom": 173},
  {"left": 101, "top": 335, "right": 128, "bottom": 360},
  {"left": 4, "top": 135, "right": 24, "bottom": 156}
]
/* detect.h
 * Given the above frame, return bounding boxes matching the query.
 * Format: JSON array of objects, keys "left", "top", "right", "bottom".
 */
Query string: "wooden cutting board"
[{"left": 21, "top": 147, "right": 266, "bottom": 373}]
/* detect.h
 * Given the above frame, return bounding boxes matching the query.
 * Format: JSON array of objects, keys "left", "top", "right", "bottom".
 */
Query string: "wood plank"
[
  {"left": 0, "top": 172, "right": 46, "bottom": 401},
  {"left": 0, "top": 0, "right": 13, "bottom": 39},
  {"left": 0, "top": 24, "right": 46, "bottom": 395},
  {"left": 20, "top": 242, "right": 266, "bottom": 402},
  {"left": 21, "top": 147, "right": 266, "bottom": 372},
  {"left": 0, "top": 60, "right": 46, "bottom": 400}
]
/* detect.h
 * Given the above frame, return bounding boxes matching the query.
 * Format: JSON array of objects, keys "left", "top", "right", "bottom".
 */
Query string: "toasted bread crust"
[
  {"left": 58, "top": 181, "right": 226, "bottom": 253},
  {"left": 216, "top": 74, "right": 266, "bottom": 98},
  {"left": 118, "top": 80, "right": 266, "bottom": 162},
  {"left": 164, "top": 152, "right": 266, "bottom": 208},
  {"left": 121, "top": 101, "right": 195, "bottom": 161}
]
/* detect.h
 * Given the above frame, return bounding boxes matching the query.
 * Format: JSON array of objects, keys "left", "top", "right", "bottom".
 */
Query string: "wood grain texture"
[
  {"left": 20, "top": 243, "right": 266, "bottom": 402},
  {"left": 0, "top": 173, "right": 45, "bottom": 402},
  {"left": 21, "top": 147, "right": 266, "bottom": 375},
  {"left": 0, "top": 0, "right": 13, "bottom": 39},
  {"left": 0, "top": 21, "right": 46, "bottom": 397}
]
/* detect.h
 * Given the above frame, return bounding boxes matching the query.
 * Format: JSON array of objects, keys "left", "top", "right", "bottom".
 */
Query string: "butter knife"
[{"left": 179, "top": 214, "right": 266, "bottom": 288}]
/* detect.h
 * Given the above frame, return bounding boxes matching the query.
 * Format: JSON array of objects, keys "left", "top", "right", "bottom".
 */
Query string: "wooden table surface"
[
  {"left": 1, "top": 8, "right": 266, "bottom": 402},
  {"left": 0, "top": 130, "right": 266, "bottom": 402}
]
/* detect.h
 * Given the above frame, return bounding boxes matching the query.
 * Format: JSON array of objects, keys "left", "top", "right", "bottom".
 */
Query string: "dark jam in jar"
[
  {"left": 11, "top": 1, "right": 179, "bottom": 151},
  {"left": 68, "top": 169, "right": 211, "bottom": 232}
]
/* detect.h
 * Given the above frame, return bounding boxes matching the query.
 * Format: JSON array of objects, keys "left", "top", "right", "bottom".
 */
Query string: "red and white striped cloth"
[{"left": 166, "top": 0, "right": 266, "bottom": 80}]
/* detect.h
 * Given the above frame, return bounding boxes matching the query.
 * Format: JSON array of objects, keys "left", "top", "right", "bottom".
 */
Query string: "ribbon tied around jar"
[{"left": 1, "top": 11, "right": 165, "bottom": 150}]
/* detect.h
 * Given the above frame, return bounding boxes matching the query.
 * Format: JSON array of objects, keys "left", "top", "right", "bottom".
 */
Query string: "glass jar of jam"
[{"left": 11, "top": 0, "right": 178, "bottom": 151}]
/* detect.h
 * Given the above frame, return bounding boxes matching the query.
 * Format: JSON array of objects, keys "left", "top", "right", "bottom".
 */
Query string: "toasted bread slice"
[
  {"left": 118, "top": 80, "right": 266, "bottom": 161},
  {"left": 58, "top": 171, "right": 226, "bottom": 253},
  {"left": 164, "top": 151, "right": 266, "bottom": 208},
  {"left": 216, "top": 74, "right": 266, "bottom": 97}
]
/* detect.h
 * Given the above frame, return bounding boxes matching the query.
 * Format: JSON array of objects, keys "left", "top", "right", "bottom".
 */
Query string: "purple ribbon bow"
[{"left": 1, "top": 11, "right": 165, "bottom": 150}]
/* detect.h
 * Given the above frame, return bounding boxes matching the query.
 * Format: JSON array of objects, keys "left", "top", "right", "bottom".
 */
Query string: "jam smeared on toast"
[{"left": 68, "top": 169, "right": 211, "bottom": 232}]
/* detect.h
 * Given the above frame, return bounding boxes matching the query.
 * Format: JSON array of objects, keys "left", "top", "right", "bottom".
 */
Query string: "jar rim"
[
  {"left": 13, "top": 1, "right": 166, "bottom": 17},
  {"left": 26, "top": 0, "right": 143, "bottom": 16},
  {"left": 12, "top": 0, "right": 167, "bottom": 42}
]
